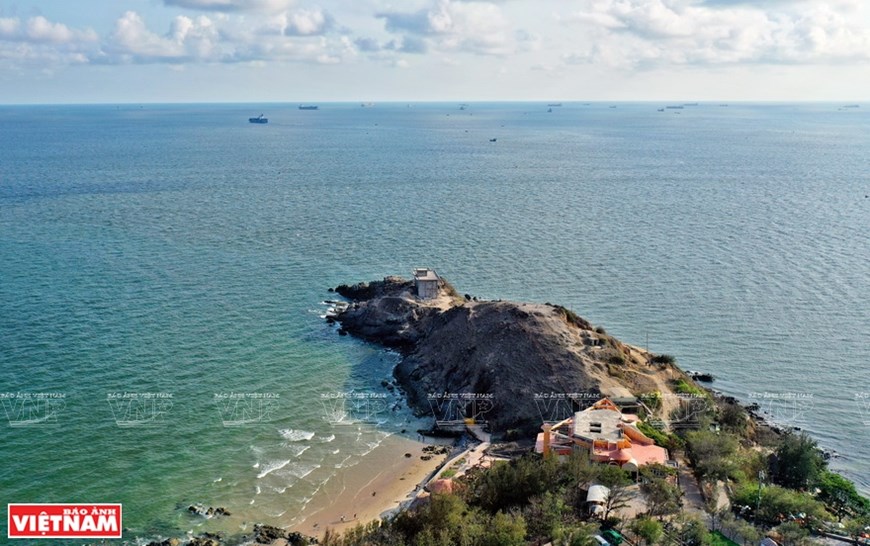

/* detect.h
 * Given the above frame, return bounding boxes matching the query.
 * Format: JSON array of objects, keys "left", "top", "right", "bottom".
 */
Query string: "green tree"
[
  {"left": 769, "top": 432, "right": 826, "bottom": 490},
  {"left": 718, "top": 404, "right": 749, "bottom": 435},
  {"left": 482, "top": 511, "right": 526, "bottom": 546},
  {"left": 557, "top": 523, "right": 600, "bottom": 546},
  {"left": 467, "top": 454, "right": 564, "bottom": 513},
  {"left": 685, "top": 430, "right": 739, "bottom": 482},
  {"left": 595, "top": 465, "right": 633, "bottom": 520},
  {"left": 630, "top": 517, "right": 663, "bottom": 546},
  {"left": 731, "top": 482, "right": 830, "bottom": 526},
  {"left": 816, "top": 471, "right": 870, "bottom": 519},
  {"left": 775, "top": 521, "right": 809, "bottom": 546},
  {"left": 524, "top": 492, "right": 568, "bottom": 542},
  {"left": 639, "top": 477, "right": 682, "bottom": 518},
  {"left": 673, "top": 514, "right": 711, "bottom": 546}
]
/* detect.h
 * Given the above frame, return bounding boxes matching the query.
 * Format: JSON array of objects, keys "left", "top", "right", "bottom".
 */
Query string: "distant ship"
[
  {"left": 666, "top": 105, "right": 684, "bottom": 109},
  {"left": 248, "top": 114, "right": 268, "bottom": 124},
  {"left": 298, "top": 105, "right": 319, "bottom": 110},
  {"left": 547, "top": 103, "right": 562, "bottom": 107}
]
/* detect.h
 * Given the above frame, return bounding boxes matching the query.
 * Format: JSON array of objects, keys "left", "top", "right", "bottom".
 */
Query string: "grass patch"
[
  {"left": 637, "top": 421, "right": 670, "bottom": 447},
  {"left": 673, "top": 379, "right": 706, "bottom": 397},
  {"left": 710, "top": 531, "right": 740, "bottom": 546}
]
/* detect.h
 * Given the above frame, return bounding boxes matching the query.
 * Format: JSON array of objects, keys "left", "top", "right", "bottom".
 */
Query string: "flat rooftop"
[
  {"left": 413, "top": 268, "right": 439, "bottom": 281},
  {"left": 573, "top": 408, "right": 625, "bottom": 442}
]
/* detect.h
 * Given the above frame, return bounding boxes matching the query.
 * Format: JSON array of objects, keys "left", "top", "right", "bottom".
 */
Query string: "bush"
[
  {"left": 718, "top": 404, "right": 749, "bottom": 435},
  {"left": 685, "top": 430, "right": 740, "bottom": 481},
  {"left": 464, "top": 454, "right": 565, "bottom": 513},
  {"left": 636, "top": 420, "right": 672, "bottom": 448},
  {"left": 769, "top": 432, "right": 827, "bottom": 491},
  {"left": 630, "top": 518, "right": 663, "bottom": 546},
  {"left": 731, "top": 482, "right": 830, "bottom": 526},
  {"left": 673, "top": 379, "right": 706, "bottom": 396},
  {"left": 651, "top": 354, "right": 676, "bottom": 365},
  {"left": 816, "top": 471, "right": 870, "bottom": 518}
]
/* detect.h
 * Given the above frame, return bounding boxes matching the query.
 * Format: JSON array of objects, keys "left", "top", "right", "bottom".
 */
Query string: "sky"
[{"left": 0, "top": 0, "right": 868, "bottom": 103}]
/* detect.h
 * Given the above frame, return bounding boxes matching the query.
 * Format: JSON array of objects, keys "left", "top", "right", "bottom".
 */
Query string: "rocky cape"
[{"left": 332, "top": 275, "right": 686, "bottom": 436}]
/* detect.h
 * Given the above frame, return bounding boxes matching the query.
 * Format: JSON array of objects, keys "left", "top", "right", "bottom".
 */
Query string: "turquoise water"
[{"left": 1, "top": 103, "right": 867, "bottom": 541}]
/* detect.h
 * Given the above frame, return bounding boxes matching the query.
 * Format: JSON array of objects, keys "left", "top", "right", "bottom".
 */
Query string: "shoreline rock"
[{"left": 332, "top": 275, "right": 682, "bottom": 436}]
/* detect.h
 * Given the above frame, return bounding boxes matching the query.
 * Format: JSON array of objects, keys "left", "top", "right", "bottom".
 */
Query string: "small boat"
[
  {"left": 489, "top": 138, "right": 497, "bottom": 142},
  {"left": 547, "top": 108, "right": 552, "bottom": 113},
  {"left": 298, "top": 105, "right": 318, "bottom": 110},
  {"left": 249, "top": 114, "right": 268, "bottom": 124},
  {"left": 657, "top": 108, "right": 665, "bottom": 112}
]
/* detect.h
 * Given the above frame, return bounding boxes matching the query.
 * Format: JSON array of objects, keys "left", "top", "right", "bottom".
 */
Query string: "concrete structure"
[
  {"left": 413, "top": 268, "right": 440, "bottom": 300},
  {"left": 535, "top": 398, "right": 669, "bottom": 474},
  {"left": 601, "top": 386, "right": 640, "bottom": 413},
  {"left": 586, "top": 484, "right": 610, "bottom": 517}
]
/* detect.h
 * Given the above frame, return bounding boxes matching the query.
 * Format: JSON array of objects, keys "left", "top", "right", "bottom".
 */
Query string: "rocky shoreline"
[
  {"left": 330, "top": 274, "right": 699, "bottom": 436},
  {"left": 142, "top": 524, "right": 317, "bottom": 546},
  {"left": 115, "top": 274, "right": 843, "bottom": 546}
]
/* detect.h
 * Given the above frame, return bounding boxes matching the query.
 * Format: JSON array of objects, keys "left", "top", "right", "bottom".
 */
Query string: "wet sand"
[{"left": 292, "top": 434, "right": 450, "bottom": 539}]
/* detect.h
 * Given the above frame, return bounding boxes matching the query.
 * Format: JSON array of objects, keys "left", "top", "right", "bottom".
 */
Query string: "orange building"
[{"left": 535, "top": 398, "right": 669, "bottom": 473}]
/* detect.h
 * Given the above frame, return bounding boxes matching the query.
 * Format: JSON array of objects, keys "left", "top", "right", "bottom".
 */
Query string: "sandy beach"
[{"left": 292, "top": 433, "right": 451, "bottom": 539}]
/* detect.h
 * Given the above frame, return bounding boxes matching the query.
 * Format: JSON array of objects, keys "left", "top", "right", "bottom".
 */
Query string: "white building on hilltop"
[{"left": 413, "top": 268, "right": 440, "bottom": 299}]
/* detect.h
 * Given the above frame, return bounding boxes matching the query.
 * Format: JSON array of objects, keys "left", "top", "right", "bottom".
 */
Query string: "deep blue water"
[{"left": 0, "top": 102, "right": 868, "bottom": 541}]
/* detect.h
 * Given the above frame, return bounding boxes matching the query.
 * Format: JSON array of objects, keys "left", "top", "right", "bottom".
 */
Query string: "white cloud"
[
  {"left": 268, "top": 8, "right": 333, "bottom": 36},
  {"left": 559, "top": 0, "right": 870, "bottom": 67},
  {"left": 0, "top": 15, "right": 98, "bottom": 68},
  {"left": 163, "top": 0, "right": 295, "bottom": 12},
  {"left": 109, "top": 11, "right": 190, "bottom": 61},
  {"left": 0, "top": 17, "right": 21, "bottom": 39},
  {"left": 377, "top": 0, "right": 516, "bottom": 55},
  {"left": 0, "top": 15, "right": 97, "bottom": 44},
  {"left": 99, "top": 9, "right": 347, "bottom": 65}
]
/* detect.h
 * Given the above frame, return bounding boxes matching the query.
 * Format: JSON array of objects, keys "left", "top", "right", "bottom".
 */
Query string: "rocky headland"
[{"left": 331, "top": 274, "right": 691, "bottom": 436}]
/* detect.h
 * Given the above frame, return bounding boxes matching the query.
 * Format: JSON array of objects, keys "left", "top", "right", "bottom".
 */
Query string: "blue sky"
[{"left": 0, "top": 0, "right": 868, "bottom": 103}]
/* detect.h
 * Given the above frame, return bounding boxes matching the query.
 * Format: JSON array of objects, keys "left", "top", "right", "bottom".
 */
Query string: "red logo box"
[{"left": 7, "top": 504, "right": 122, "bottom": 539}]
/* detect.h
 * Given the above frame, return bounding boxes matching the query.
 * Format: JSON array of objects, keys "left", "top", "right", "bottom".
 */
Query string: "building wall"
[{"left": 416, "top": 280, "right": 439, "bottom": 299}]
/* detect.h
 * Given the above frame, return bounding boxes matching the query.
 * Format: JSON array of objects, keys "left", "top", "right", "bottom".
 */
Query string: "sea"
[{"left": 0, "top": 102, "right": 867, "bottom": 542}]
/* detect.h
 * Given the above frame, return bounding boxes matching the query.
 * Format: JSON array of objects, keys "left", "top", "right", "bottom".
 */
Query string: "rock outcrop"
[{"left": 332, "top": 275, "right": 676, "bottom": 435}]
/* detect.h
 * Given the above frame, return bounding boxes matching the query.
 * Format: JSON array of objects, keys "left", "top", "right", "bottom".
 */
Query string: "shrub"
[
  {"left": 651, "top": 354, "right": 676, "bottom": 365},
  {"left": 673, "top": 379, "right": 705, "bottom": 396},
  {"left": 769, "top": 432, "right": 827, "bottom": 491},
  {"left": 731, "top": 482, "right": 831, "bottom": 526}
]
